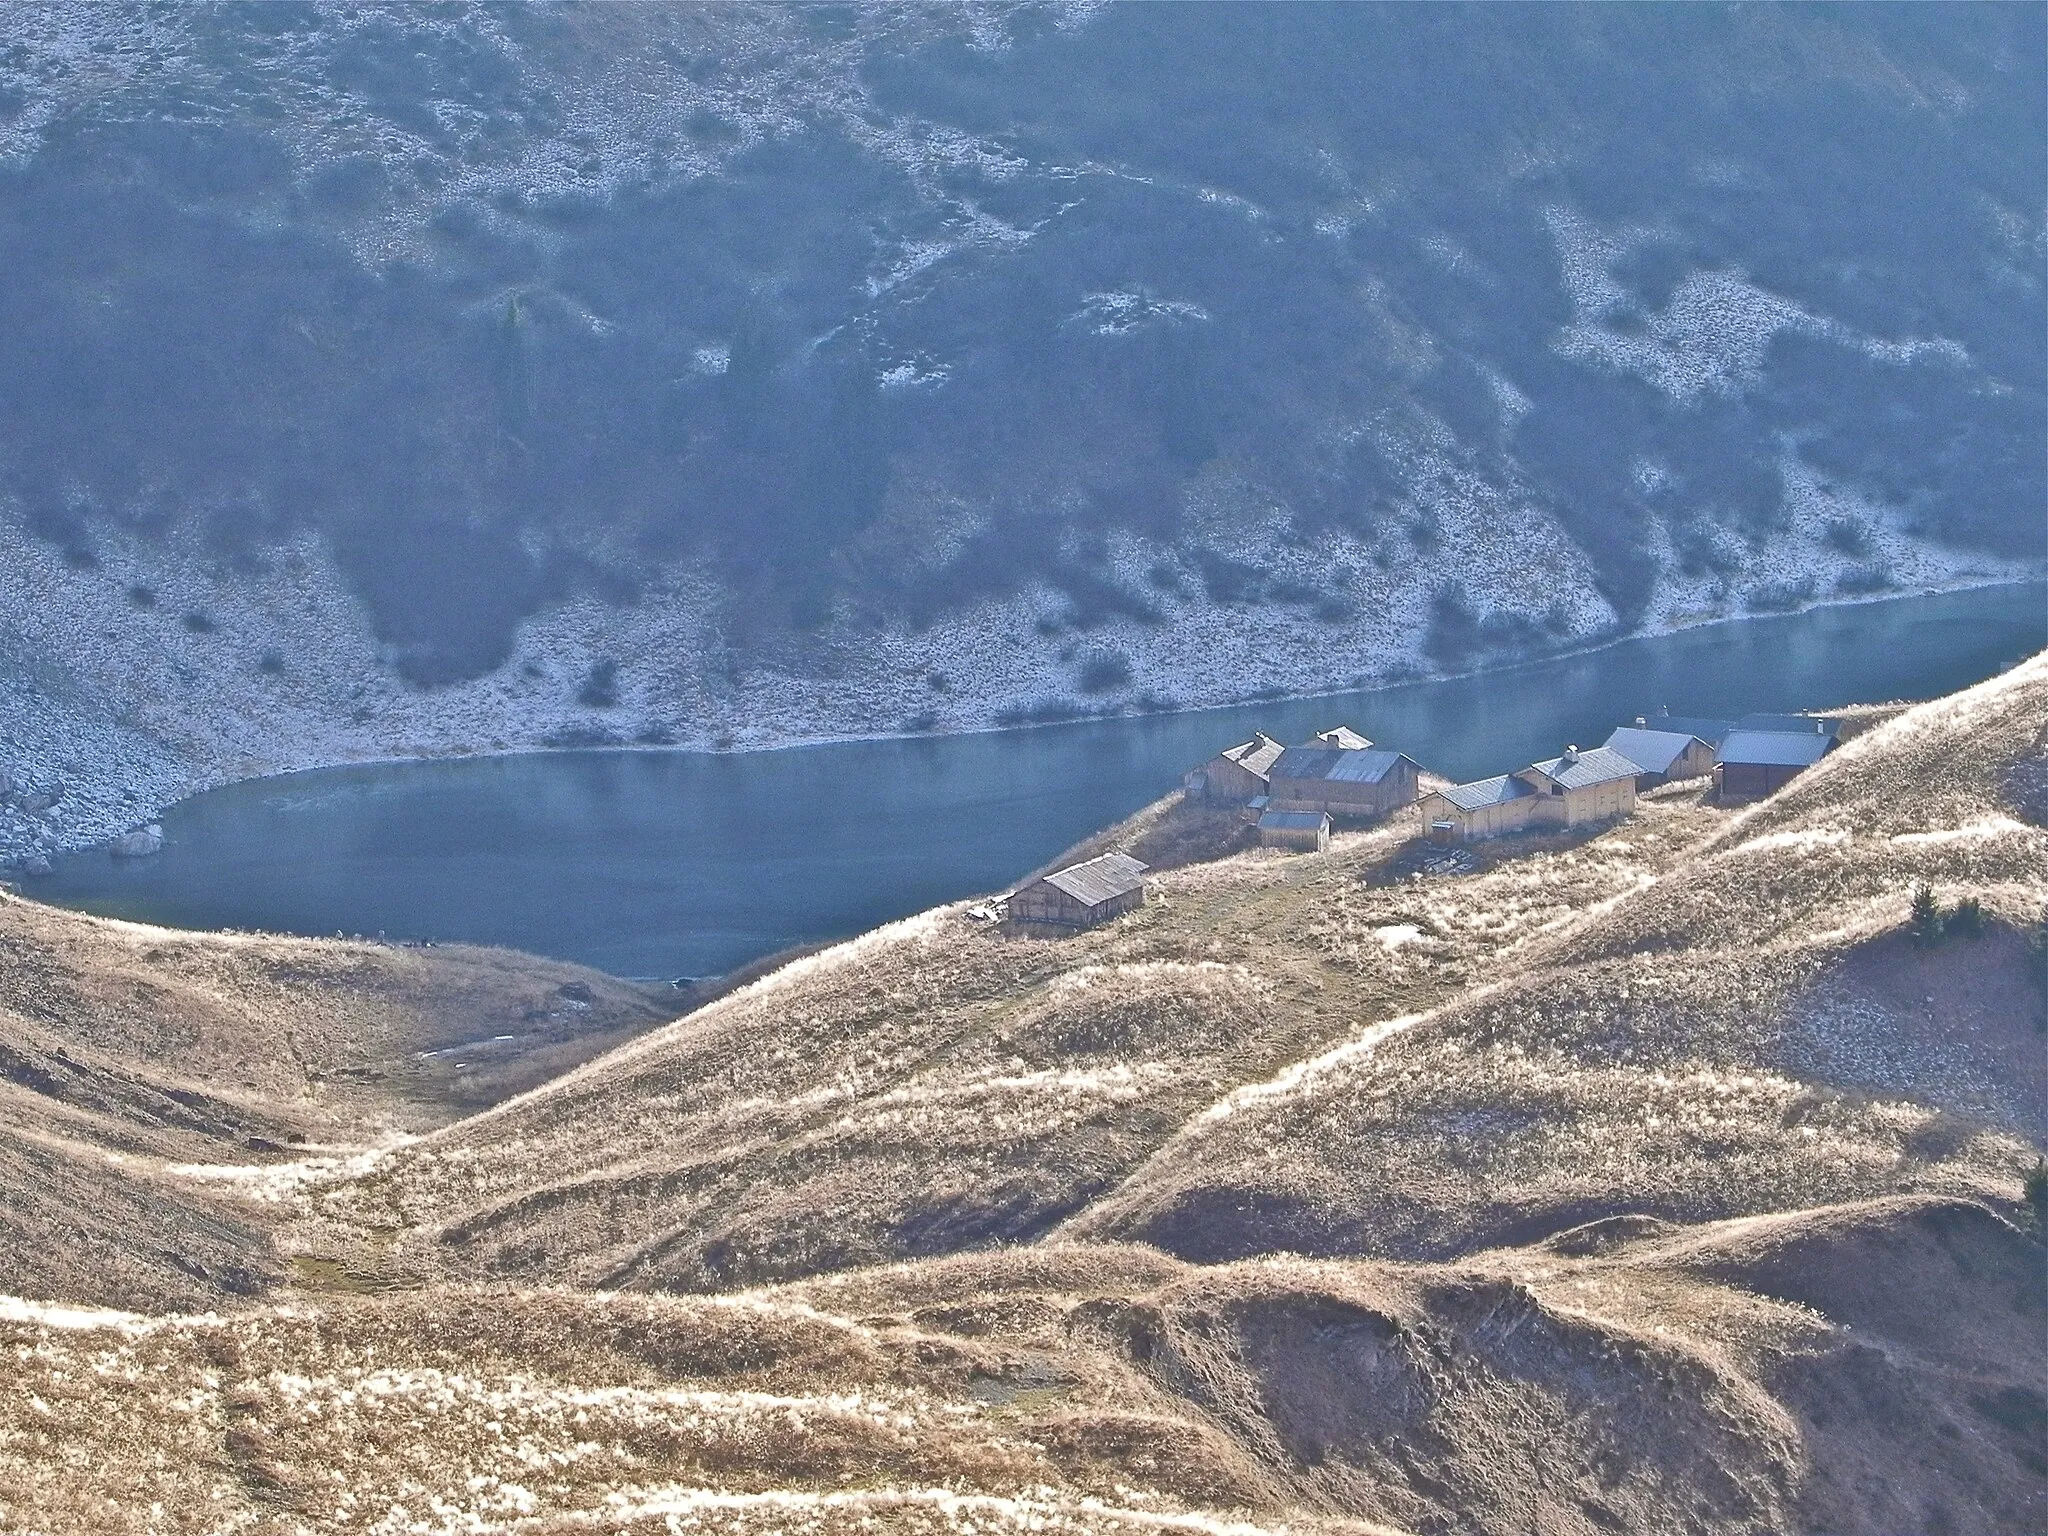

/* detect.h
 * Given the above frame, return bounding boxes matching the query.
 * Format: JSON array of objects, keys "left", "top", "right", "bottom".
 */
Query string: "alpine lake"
[{"left": 31, "top": 583, "right": 2046, "bottom": 980}]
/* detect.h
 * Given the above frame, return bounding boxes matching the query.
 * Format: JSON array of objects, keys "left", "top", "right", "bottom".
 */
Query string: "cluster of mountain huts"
[{"left": 1000, "top": 709, "right": 1845, "bottom": 936}]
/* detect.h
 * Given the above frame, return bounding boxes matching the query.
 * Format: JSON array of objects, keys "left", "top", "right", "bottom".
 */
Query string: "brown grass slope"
[
  {"left": 0, "top": 892, "right": 668, "bottom": 1309},
  {"left": 311, "top": 790, "right": 1728, "bottom": 1291},
  {"left": 1069, "top": 655, "right": 2046, "bottom": 1264},
  {"left": 5, "top": 1194, "right": 2039, "bottom": 1536}
]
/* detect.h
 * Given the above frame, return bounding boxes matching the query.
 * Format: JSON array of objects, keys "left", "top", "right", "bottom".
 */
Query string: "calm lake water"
[{"left": 32, "top": 584, "right": 2046, "bottom": 978}]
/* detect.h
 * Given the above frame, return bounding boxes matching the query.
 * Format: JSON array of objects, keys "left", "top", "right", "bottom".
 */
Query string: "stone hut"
[
  {"left": 1006, "top": 852, "right": 1147, "bottom": 935},
  {"left": 1267, "top": 745, "right": 1423, "bottom": 820},
  {"left": 1185, "top": 732, "right": 1285, "bottom": 804},
  {"left": 1256, "top": 808, "right": 1331, "bottom": 852}
]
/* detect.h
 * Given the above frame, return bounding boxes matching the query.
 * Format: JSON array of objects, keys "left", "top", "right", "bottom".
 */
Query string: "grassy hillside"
[
  {"left": 299, "top": 657, "right": 2045, "bottom": 1301},
  {"left": 4, "top": 1197, "right": 2039, "bottom": 1534},
  {"left": 0, "top": 657, "right": 2040, "bottom": 1532},
  {"left": 0, "top": 894, "right": 669, "bottom": 1308}
]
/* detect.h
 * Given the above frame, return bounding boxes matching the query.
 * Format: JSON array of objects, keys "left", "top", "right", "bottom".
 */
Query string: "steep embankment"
[{"left": 0, "top": 893, "right": 668, "bottom": 1309}]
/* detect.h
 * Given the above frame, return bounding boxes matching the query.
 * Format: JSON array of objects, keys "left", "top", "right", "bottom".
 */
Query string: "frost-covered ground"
[
  {"left": 0, "top": 4, "right": 2039, "bottom": 865},
  {"left": 0, "top": 493, "right": 2031, "bottom": 869}
]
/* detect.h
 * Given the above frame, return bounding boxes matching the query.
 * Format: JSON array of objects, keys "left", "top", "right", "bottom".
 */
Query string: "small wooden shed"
[
  {"left": 1603, "top": 723, "right": 1718, "bottom": 787},
  {"left": 1256, "top": 808, "right": 1331, "bottom": 852},
  {"left": 1714, "top": 719, "right": 1839, "bottom": 801},
  {"left": 1186, "top": 732, "right": 1286, "bottom": 804},
  {"left": 1007, "top": 852, "right": 1148, "bottom": 935},
  {"left": 1418, "top": 773, "right": 1538, "bottom": 841}
]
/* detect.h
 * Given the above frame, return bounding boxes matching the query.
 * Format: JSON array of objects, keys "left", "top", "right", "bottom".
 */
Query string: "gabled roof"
[
  {"left": 1039, "top": 852, "right": 1147, "bottom": 906},
  {"left": 1604, "top": 725, "right": 1710, "bottom": 776},
  {"left": 1270, "top": 746, "right": 1418, "bottom": 785},
  {"left": 1639, "top": 712, "right": 1735, "bottom": 748},
  {"left": 1737, "top": 712, "right": 1842, "bottom": 739},
  {"left": 1310, "top": 726, "right": 1372, "bottom": 749},
  {"left": 1257, "top": 809, "right": 1329, "bottom": 831},
  {"left": 1519, "top": 746, "right": 1642, "bottom": 790},
  {"left": 1215, "top": 733, "right": 1286, "bottom": 777},
  {"left": 1431, "top": 774, "right": 1536, "bottom": 813},
  {"left": 1717, "top": 729, "right": 1835, "bottom": 768}
]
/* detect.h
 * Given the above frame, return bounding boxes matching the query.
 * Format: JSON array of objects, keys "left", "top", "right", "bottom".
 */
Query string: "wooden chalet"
[
  {"left": 1256, "top": 808, "right": 1331, "bottom": 852},
  {"left": 1006, "top": 852, "right": 1148, "bottom": 935},
  {"left": 1418, "top": 773, "right": 1536, "bottom": 842},
  {"left": 1603, "top": 720, "right": 1718, "bottom": 787},
  {"left": 1185, "top": 732, "right": 1285, "bottom": 804},
  {"left": 1516, "top": 745, "right": 1641, "bottom": 826},
  {"left": 1419, "top": 744, "right": 1640, "bottom": 842},
  {"left": 1714, "top": 716, "right": 1841, "bottom": 801},
  {"left": 1267, "top": 743, "right": 1423, "bottom": 819}
]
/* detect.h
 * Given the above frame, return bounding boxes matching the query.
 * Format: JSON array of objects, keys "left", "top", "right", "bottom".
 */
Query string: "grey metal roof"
[
  {"left": 1270, "top": 746, "right": 1416, "bottom": 785},
  {"left": 1522, "top": 746, "right": 1643, "bottom": 790},
  {"left": 1737, "top": 712, "right": 1841, "bottom": 739},
  {"left": 1257, "top": 809, "right": 1329, "bottom": 831},
  {"left": 1432, "top": 774, "right": 1536, "bottom": 812},
  {"left": 1217, "top": 733, "right": 1286, "bottom": 776},
  {"left": 1310, "top": 726, "right": 1372, "bottom": 749},
  {"left": 1717, "top": 729, "right": 1835, "bottom": 768},
  {"left": 1638, "top": 713, "right": 1734, "bottom": 747},
  {"left": 1040, "top": 851, "right": 1148, "bottom": 906},
  {"left": 1604, "top": 725, "right": 1708, "bottom": 776}
]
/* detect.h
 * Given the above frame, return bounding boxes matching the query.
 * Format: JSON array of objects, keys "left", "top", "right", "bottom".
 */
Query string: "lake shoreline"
[
  {"left": 56, "top": 575, "right": 2043, "bottom": 856},
  {"left": 27, "top": 579, "right": 2044, "bottom": 978}
]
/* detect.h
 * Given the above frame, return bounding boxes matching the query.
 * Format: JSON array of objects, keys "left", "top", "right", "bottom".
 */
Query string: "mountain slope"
[
  {"left": 5, "top": 1196, "right": 2040, "bottom": 1535},
  {"left": 301, "top": 656, "right": 2045, "bottom": 1302},
  {"left": 1071, "top": 652, "right": 2046, "bottom": 1261},
  {"left": 1, "top": 2, "right": 2041, "bottom": 862},
  {"left": 0, "top": 892, "right": 668, "bottom": 1308},
  {"left": 0, "top": 660, "right": 2042, "bottom": 1533}
]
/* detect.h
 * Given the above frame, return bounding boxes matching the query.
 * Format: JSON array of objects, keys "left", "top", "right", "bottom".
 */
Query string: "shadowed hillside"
[{"left": 0, "top": 3, "right": 2040, "bottom": 863}]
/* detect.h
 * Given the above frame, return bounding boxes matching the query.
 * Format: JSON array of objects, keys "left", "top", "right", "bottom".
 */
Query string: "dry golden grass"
[
  {"left": 3, "top": 1193, "right": 2038, "bottom": 1535},
  {"left": 0, "top": 896, "right": 670, "bottom": 1309},
  {"left": 302, "top": 790, "right": 1726, "bottom": 1296},
  {"left": 3, "top": 657, "right": 2044, "bottom": 1534}
]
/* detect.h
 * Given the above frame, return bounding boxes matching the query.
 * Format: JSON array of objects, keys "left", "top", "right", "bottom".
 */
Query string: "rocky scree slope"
[{"left": 0, "top": 2, "right": 2042, "bottom": 862}]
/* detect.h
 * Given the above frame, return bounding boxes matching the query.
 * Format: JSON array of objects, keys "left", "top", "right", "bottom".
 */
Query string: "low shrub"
[
  {"left": 577, "top": 658, "right": 619, "bottom": 709},
  {"left": 1948, "top": 895, "right": 1986, "bottom": 939},
  {"left": 1908, "top": 882, "right": 1944, "bottom": 946}
]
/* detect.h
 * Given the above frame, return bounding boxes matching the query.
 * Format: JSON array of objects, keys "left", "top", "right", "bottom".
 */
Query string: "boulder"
[{"left": 110, "top": 825, "right": 164, "bottom": 858}]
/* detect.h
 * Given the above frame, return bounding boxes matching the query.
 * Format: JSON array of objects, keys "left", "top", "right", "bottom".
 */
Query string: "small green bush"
[
  {"left": 1948, "top": 895, "right": 1985, "bottom": 939},
  {"left": 1909, "top": 882, "right": 1944, "bottom": 946}
]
